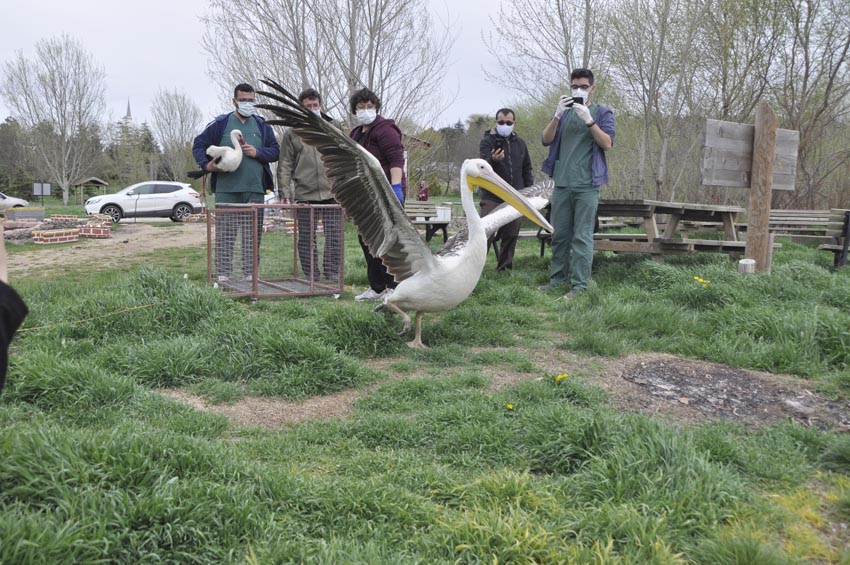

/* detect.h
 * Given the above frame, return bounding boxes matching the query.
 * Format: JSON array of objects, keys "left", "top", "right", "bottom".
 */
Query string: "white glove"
[
  {"left": 553, "top": 95, "right": 572, "bottom": 119},
  {"left": 572, "top": 101, "right": 594, "bottom": 125}
]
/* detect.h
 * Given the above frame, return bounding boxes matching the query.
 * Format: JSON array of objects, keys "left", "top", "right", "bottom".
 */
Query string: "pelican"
[
  {"left": 187, "top": 129, "right": 244, "bottom": 179},
  {"left": 256, "top": 79, "right": 553, "bottom": 348}
]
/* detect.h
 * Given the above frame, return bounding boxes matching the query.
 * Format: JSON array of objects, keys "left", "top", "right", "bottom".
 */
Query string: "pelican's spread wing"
[
  {"left": 256, "top": 79, "right": 435, "bottom": 282},
  {"left": 439, "top": 180, "right": 554, "bottom": 255}
]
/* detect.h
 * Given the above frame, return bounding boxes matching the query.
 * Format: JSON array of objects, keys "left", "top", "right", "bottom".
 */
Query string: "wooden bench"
[
  {"left": 517, "top": 216, "right": 630, "bottom": 257},
  {"left": 405, "top": 201, "right": 450, "bottom": 243},
  {"left": 817, "top": 209, "right": 850, "bottom": 267}
]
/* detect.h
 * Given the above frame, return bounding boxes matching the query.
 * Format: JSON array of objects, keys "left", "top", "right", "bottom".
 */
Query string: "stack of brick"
[
  {"left": 49, "top": 214, "right": 80, "bottom": 222},
  {"left": 79, "top": 218, "right": 110, "bottom": 239},
  {"left": 32, "top": 228, "right": 80, "bottom": 244}
]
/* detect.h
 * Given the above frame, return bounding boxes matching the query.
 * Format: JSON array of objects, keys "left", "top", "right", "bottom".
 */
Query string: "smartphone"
[
  {"left": 493, "top": 139, "right": 505, "bottom": 152},
  {"left": 572, "top": 96, "right": 585, "bottom": 105}
]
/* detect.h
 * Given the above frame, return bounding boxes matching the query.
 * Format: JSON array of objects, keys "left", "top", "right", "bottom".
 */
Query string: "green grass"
[{"left": 1, "top": 227, "right": 849, "bottom": 562}]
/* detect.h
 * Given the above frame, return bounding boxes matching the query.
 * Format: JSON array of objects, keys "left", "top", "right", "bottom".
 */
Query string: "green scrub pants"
[{"left": 548, "top": 186, "right": 599, "bottom": 290}]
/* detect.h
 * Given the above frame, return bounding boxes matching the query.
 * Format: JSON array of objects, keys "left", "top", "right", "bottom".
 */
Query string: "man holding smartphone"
[
  {"left": 479, "top": 108, "right": 534, "bottom": 271},
  {"left": 539, "top": 68, "right": 615, "bottom": 299}
]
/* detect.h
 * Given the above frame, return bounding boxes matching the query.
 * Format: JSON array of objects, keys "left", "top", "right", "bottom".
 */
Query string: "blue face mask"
[{"left": 236, "top": 101, "right": 256, "bottom": 117}]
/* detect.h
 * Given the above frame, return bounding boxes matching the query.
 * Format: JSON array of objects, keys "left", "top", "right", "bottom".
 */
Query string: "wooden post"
[{"left": 745, "top": 102, "right": 777, "bottom": 273}]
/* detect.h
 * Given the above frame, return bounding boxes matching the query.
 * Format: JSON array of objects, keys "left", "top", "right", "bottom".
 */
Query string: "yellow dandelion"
[
  {"left": 555, "top": 373, "right": 569, "bottom": 382},
  {"left": 506, "top": 403, "right": 514, "bottom": 411}
]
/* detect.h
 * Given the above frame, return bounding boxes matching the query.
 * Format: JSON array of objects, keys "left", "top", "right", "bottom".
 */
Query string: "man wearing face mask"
[
  {"left": 539, "top": 68, "right": 615, "bottom": 299},
  {"left": 348, "top": 87, "right": 406, "bottom": 302},
  {"left": 193, "top": 83, "right": 280, "bottom": 283},
  {"left": 479, "top": 108, "right": 534, "bottom": 272},
  {"left": 278, "top": 88, "right": 343, "bottom": 283}
]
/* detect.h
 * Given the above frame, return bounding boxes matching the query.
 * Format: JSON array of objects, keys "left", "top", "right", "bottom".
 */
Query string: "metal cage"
[{"left": 206, "top": 202, "right": 345, "bottom": 298}]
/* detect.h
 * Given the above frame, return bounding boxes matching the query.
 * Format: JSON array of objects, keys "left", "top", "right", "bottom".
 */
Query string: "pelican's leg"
[
  {"left": 383, "top": 302, "right": 411, "bottom": 334},
  {"left": 407, "top": 311, "right": 427, "bottom": 349}
]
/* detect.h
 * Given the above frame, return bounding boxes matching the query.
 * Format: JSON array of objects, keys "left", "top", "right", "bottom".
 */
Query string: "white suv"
[
  {"left": 0, "top": 191, "right": 29, "bottom": 213},
  {"left": 85, "top": 182, "right": 202, "bottom": 223}
]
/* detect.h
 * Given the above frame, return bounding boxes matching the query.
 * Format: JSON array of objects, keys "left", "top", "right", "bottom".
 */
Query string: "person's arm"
[
  {"left": 573, "top": 103, "right": 612, "bottom": 151},
  {"left": 522, "top": 143, "right": 534, "bottom": 187},
  {"left": 376, "top": 124, "right": 405, "bottom": 187},
  {"left": 192, "top": 122, "right": 214, "bottom": 170},
  {"left": 389, "top": 168, "right": 403, "bottom": 185},
  {"left": 0, "top": 222, "right": 7, "bottom": 284},
  {"left": 542, "top": 115, "right": 561, "bottom": 146},
  {"left": 276, "top": 132, "right": 295, "bottom": 201},
  {"left": 543, "top": 95, "right": 571, "bottom": 146},
  {"left": 594, "top": 106, "right": 615, "bottom": 151},
  {"left": 253, "top": 121, "right": 281, "bottom": 163}
]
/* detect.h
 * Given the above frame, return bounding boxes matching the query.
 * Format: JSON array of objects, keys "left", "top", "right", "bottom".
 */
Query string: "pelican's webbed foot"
[{"left": 382, "top": 302, "right": 411, "bottom": 335}]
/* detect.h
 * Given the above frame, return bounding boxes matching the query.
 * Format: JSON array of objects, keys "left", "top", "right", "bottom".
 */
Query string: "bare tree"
[
  {"left": 150, "top": 90, "right": 203, "bottom": 181},
  {"left": 0, "top": 35, "right": 106, "bottom": 204},
  {"left": 607, "top": 0, "right": 710, "bottom": 199},
  {"left": 690, "top": 0, "right": 783, "bottom": 122},
  {"left": 201, "top": 0, "right": 453, "bottom": 127},
  {"left": 770, "top": 0, "right": 850, "bottom": 208},
  {"left": 482, "top": 0, "right": 610, "bottom": 103}
]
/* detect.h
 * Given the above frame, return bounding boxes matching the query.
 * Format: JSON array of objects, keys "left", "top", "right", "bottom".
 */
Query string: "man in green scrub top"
[
  {"left": 193, "top": 83, "right": 280, "bottom": 282},
  {"left": 539, "top": 68, "right": 615, "bottom": 299}
]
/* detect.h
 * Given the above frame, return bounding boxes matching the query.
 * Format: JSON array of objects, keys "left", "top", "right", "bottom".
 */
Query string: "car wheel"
[
  {"left": 171, "top": 203, "right": 193, "bottom": 222},
  {"left": 101, "top": 205, "right": 122, "bottom": 223}
]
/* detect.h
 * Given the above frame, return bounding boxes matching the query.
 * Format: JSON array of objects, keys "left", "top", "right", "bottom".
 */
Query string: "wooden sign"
[{"left": 702, "top": 119, "right": 799, "bottom": 191}]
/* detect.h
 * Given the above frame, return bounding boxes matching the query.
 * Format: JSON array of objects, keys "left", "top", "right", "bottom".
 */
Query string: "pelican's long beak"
[{"left": 468, "top": 170, "right": 554, "bottom": 232}]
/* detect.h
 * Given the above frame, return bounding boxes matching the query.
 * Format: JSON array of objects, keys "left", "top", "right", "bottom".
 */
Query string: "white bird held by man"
[
  {"left": 187, "top": 129, "right": 244, "bottom": 179},
  {"left": 256, "top": 79, "right": 553, "bottom": 348}
]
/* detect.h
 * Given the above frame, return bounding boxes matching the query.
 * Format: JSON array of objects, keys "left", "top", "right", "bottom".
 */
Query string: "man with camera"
[
  {"left": 479, "top": 108, "right": 534, "bottom": 272},
  {"left": 539, "top": 68, "right": 615, "bottom": 299}
]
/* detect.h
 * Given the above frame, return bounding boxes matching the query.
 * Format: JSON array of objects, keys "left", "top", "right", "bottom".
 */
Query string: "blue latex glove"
[{"left": 391, "top": 183, "right": 404, "bottom": 204}]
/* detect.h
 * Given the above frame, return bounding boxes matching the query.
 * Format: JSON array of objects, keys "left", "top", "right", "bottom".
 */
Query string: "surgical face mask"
[
  {"left": 495, "top": 124, "right": 514, "bottom": 137},
  {"left": 311, "top": 109, "right": 322, "bottom": 117},
  {"left": 355, "top": 108, "right": 377, "bottom": 125},
  {"left": 236, "top": 101, "right": 256, "bottom": 117},
  {"left": 571, "top": 89, "right": 588, "bottom": 104}
]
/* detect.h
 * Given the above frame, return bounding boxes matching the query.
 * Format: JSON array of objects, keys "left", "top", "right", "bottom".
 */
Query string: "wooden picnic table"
[
  {"left": 597, "top": 199, "right": 745, "bottom": 241},
  {"left": 594, "top": 199, "right": 754, "bottom": 257}
]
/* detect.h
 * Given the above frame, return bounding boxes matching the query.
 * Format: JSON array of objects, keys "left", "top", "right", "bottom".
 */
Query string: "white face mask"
[
  {"left": 311, "top": 109, "right": 322, "bottom": 117},
  {"left": 571, "top": 89, "right": 588, "bottom": 104},
  {"left": 236, "top": 101, "right": 256, "bottom": 117},
  {"left": 355, "top": 108, "right": 377, "bottom": 125},
  {"left": 495, "top": 124, "right": 514, "bottom": 137}
]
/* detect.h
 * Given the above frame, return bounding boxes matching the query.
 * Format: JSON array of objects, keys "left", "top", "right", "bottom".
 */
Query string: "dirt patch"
[
  {"left": 158, "top": 350, "right": 850, "bottom": 431},
  {"left": 7, "top": 221, "right": 207, "bottom": 279}
]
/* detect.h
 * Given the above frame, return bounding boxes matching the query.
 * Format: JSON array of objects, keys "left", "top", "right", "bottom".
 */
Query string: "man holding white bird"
[
  {"left": 193, "top": 83, "right": 280, "bottom": 282},
  {"left": 539, "top": 68, "right": 615, "bottom": 299}
]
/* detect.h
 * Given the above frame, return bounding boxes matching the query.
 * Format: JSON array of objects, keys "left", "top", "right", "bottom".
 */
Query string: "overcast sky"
[{"left": 0, "top": 0, "right": 519, "bottom": 130}]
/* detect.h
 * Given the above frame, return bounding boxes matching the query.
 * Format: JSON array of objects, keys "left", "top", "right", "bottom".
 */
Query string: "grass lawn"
[{"left": 2, "top": 221, "right": 850, "bottom": 563}]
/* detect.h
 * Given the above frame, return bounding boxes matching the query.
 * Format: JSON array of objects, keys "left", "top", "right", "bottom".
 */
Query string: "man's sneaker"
[
  {"left": 563, "top": 288, "right": 585, "bottom": 300},
  {"left": 355, "top": 288, "right": 382, "bottom": 301},
  {"left": 537, "top": 282, "right": 561, "bottom": 292},
  {"left": 377, "top": 288, "right": 394, "bottom": 300}
]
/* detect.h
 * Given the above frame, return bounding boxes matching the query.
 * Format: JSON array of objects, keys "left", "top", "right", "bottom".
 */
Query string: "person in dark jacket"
[
  {"left": 192, "top": 83, "right": 280, "bottom": 283},
  {"left": 479, "top": 108, "right": 534, "bottom": 271},
  {"left": 0, "top": 223, "right": 27, "bottom": 393},
  {"left": 348, "top": 87, "right": 406, "bottom": 302}
]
